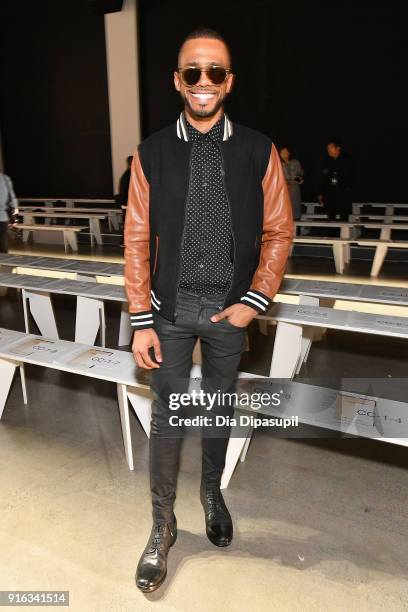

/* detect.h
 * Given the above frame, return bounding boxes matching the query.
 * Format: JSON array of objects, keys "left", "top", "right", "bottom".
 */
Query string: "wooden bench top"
[
  {"left": 22, "top": 212, "right": 106, "bottom": 219},
  {"left": 16, "top": 224, "right": 88, "bottom": 232},
  {"left": 0, "top": 253, "right": 123, "bottom": 276}
]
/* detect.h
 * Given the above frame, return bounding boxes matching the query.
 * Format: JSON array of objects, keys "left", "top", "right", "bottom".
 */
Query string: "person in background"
[
  {"left": 318, "top": 137, "right": 353, "bottom": 221},
  {"left": 116, "top": 155, "right": 133, "bottom": 247},
  {"left": 0, "top": 172, "right": 19, "bottom": 253},
  {"left": 279, "top": 146, "right": 304, "bottom": 219}
]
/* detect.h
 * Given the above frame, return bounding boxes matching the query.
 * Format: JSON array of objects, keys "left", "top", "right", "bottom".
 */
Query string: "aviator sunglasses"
[{"left": 178, "top": 65, "right": 232, "bottom": 86}]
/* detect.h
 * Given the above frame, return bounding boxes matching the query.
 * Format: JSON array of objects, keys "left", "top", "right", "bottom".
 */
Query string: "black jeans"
[
  {"left": 149, "top": 288, "right": 247, "bottom": 523},
  {"left": 0, "top": 221, "right": 9, "bottom": 253}
]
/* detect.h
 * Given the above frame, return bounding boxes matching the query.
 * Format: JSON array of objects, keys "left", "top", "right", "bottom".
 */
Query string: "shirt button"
[{"left": 199, "top": 263, "right": 204, "bottom": 269}]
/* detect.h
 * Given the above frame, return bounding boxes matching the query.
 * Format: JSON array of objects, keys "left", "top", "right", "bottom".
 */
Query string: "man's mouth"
[{"left": 189, "top": 92, "right": 217, "bottom": 103}]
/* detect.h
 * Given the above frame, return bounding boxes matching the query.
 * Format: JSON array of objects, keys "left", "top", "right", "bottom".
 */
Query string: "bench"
[
  {"left": 0, "top": 327, "right": 260, "bottom": 484},
  {"left": 20, "top": 213, "right": 106, "bottom": 246},
  {"left": 220, "top": 301, "right": 408, "bottom": 487},
  {"left": 292, "top": 237, "right": 351, "bottom": 273},
  {"left": 15, "top": 224, "right": 87, "bottom": 253},
  {"left": 0, "top": 271, "right": 128, "bottom": 347},
  {"left": 0, "top": 253, "right": 124, "bottom": 280},
  {"left": 355, "top": 239, "right": 408, "bottom": 276},
  {"left": 20, "top": 206, "right": 122, "bottom": 232},
  {"left": 0, "top": 328, "right": 151, "bottom": 471}
]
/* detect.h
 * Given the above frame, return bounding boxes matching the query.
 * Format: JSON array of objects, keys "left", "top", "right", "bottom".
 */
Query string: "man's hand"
[
  {"left": 210, "top": 303, "right": 258, "bottom": 328},
  {"left": 132, "top": 328, "right": 162, "bottom": 369}
]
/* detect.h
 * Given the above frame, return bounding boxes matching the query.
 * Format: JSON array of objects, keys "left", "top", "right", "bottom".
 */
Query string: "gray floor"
[{"left": 1, "top": 257, "right": 408, "bottom": 611}]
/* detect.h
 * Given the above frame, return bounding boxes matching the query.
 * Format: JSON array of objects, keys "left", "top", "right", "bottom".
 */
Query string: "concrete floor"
[{"left": 1, "top": 240, "right": 408, "bottom": 611}]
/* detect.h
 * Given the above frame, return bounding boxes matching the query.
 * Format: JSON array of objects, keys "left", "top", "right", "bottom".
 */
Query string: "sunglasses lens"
[
  {"left": 208, "top": 67, "right": 227, "bottom": 84},
  {"left": 181, "top": 68, "right": 201, "bottom": 86}
]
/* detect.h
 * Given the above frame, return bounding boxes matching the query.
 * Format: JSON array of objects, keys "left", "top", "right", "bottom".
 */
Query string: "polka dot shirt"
[{"left": 179, "top": 114, "right": 233, "bottom": 295}]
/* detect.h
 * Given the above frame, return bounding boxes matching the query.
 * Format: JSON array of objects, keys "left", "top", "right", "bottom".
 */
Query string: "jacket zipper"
[
  {"left": 218, "top": 144, "right": 236, "bottom": 309},
  {"left": 172, "top": 145, "right": 193, "bottom": 322}
]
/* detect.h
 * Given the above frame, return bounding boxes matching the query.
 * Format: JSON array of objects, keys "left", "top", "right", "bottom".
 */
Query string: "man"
[
  {"left": 318, "top": 137, "right": 353, "bottom": 221},
  {"left": 0, "top": 172, "right": 19, "bottom": 253},
  {"left": 124, "top": 27, "right": 293, "bottom": 593}
]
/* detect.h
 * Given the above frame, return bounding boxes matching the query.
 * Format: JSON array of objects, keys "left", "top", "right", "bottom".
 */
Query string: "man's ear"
[
  {"left": 226, "top": 73, "right": 235, "bottom": 93},
  {"left": 174, "top": 71, "right": 181, "bottom": 92}
]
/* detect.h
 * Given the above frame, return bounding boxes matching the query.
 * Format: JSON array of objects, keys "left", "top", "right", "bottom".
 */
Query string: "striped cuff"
[
  {"left": 129, "top": 310, "right": 154, "bottom": 330},
  {"left": 240, "top": 289, "right": 272, "bottom": 314}
]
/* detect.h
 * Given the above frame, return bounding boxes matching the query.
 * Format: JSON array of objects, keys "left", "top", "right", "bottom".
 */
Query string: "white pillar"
[{"left": 104, "top": 0, "right": 141, "bottom": 191}]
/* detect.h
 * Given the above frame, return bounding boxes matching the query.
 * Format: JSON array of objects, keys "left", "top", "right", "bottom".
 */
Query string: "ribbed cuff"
[
  {"left": 240, "top": 289, "right": 271, "bottom": 313},
  {"left": 129, "top": 310, "right": 154, "bottom": 330}
]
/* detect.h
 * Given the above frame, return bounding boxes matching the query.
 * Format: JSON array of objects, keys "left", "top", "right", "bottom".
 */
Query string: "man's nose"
[{"left": 197, "top": 69, "right": 212, "bottom": 87}]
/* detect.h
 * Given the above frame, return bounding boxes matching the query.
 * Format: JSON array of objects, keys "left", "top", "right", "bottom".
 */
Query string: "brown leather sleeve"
[
  {"left": 250, "top": 143, "right": 294, "bottom": 302},
  {"left": 124, "top": 149, "right": 152, "bottom": 315}
]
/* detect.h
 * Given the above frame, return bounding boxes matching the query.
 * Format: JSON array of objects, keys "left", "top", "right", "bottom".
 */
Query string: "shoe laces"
[
  {"left": 148, "top": 523, "right": 173, "bottom": 553},
  {"left": 205, "top": 489, "right": 226, "bottom": 515}
]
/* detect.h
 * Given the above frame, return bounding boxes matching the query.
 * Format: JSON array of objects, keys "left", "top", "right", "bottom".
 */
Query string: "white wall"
[{"left": 104, "top": 0, "right": 141, "bottom": 192}]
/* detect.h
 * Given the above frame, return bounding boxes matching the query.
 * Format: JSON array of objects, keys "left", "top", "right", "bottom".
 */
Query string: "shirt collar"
[{"left": 176, "top": 111, "right": 233, "bottom": 142}]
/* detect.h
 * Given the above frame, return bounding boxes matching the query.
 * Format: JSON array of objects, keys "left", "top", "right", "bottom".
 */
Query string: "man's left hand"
[{"left": 210, "top": 303, "right": 258, "bottom": 328}]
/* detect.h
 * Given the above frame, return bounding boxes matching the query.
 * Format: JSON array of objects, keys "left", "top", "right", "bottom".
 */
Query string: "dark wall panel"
[
  {"left": 0, "top": 0, "right": 113, "bottom": 197},
  {"left": 138, "top": 0, "right": 407, "bottom": 202}
]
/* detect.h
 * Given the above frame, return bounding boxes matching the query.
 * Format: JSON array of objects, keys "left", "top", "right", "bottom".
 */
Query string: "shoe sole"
[{"left": 136, "top": 531, "right": 177, "bottom": 593}]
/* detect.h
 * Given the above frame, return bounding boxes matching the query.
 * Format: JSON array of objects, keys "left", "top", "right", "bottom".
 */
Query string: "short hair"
[
  {"left": 178, "top": 27, "right": 231, "bottom": 68},
  {"left": 327, "top": 136, "right": 343, "bottom": 148}
]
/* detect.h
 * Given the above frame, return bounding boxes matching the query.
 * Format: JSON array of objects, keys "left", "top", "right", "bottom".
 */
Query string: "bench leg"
[
  {"left": 0, "top": 358, "right": 18, "bottom": 418},
  {"left": 23, "top": 289, "right": 59, "bottom": 339},
  {"left": 19, "top": 364, "right": 28, "bottom": 405},
  {"left": 269, "top": 321, "right": 302, "bottom": 378},
  {"left": 116, "top": 383, "right": 134, "bottom": 470},
  {"left": 64, "top": 231, "right": 78, "bottom": 252},
  {"left": 91, "top": 219, "right": 103, "bottom": 245},
  {"left": 110, "top": 212, "right": 120, "bottom": 231},
  {"left": 295, "top": 295, "right": 319, "bottom": 372},
  {"left": 312, "top": 297, "right": 336, "bottom": 341},
  {"left": 192, "top": 338, "right": 202, "bottom": 364},
  {"left": 220, "top": 422, "right": 252, "bottom": 489},
  {"left": 22, "top": 229, "right": 31, "bottom": 243},
  {"left": 118, "top": 304, "right": 133, "bottom": 346},
  {"left": 75, "top": 296, "right": 103, "bottom": 345},
  {"left": 371, "top": 245, "right": 388, "bottom": 277},
  {"left": 258, "top": 319, "right": 269, "bottom": 335},
  {"left": 332, "top": 243, "right": 345, "bottom": 274},
  {"left": 239, "top": 425, "right": 254, "bottom": 462},
  {"left": 126, "top": 386, "right": 152, "bottom": 438}
]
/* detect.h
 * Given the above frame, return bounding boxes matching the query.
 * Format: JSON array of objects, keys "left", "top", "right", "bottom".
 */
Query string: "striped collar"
[{"left": 176, "top": 111, "right": 233, "bottom": 142}]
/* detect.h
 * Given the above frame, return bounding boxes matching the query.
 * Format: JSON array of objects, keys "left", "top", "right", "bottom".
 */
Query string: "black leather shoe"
[
  {"left": 200, "top": 484, "right": 233, "bottom": 547},
  {"left": 135, "top": 519, "right": 177, "bottom": 593}
]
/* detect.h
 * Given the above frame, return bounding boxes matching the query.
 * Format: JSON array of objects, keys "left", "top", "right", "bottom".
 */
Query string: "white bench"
[
  {"left": 355, "top": 240, "right": 408, "bottom": 276},
  {"left": 0, "top": 328, "right": 151, "bottom": 471},
  {"left": 20, "top": 212, "right": 106, "bottom": 246},
  {"left": 0, "top": 328, "right": 260, "bottom": 486},
  {"left": 292, "top": 237, "right": 351, "bottom": 273},
  {"left": 0, "top": 253, "right": 124, "bottom": 280},
  {"left": 221, "top": 302, "right": 408, "bottom": 487},
  {"left": 0, "top": 272, "right": 130, "bottom": 347},
  {"left": 20, "top": 206, "right": 122, "bottom": 232},
  {"left": 16, "top": 224, "right": 87, "bottom": 253}
]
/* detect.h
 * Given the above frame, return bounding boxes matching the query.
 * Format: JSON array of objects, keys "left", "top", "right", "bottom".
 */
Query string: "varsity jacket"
[{"left": 124, "top": 112, "right": 294, "bottom": 330}]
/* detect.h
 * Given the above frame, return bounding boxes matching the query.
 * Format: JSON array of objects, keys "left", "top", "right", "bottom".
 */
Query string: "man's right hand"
[{"left": 132, "top": 328, "right": 162, "bottom": 369}]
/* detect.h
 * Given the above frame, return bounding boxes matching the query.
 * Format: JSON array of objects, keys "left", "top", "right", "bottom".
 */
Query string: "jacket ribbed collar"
[{"left": 176, "top": 110, "right": 233, "bottom": 142}]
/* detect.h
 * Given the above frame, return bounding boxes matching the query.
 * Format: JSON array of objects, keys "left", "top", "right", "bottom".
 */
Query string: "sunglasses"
[{"left": 178, "top": 65, "right": 232, "bottom": 86}]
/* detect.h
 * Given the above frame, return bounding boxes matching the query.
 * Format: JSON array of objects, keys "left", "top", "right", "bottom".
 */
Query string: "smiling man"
[{"left": 124, "top": 27, "right": 293, "bottom": 593}]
